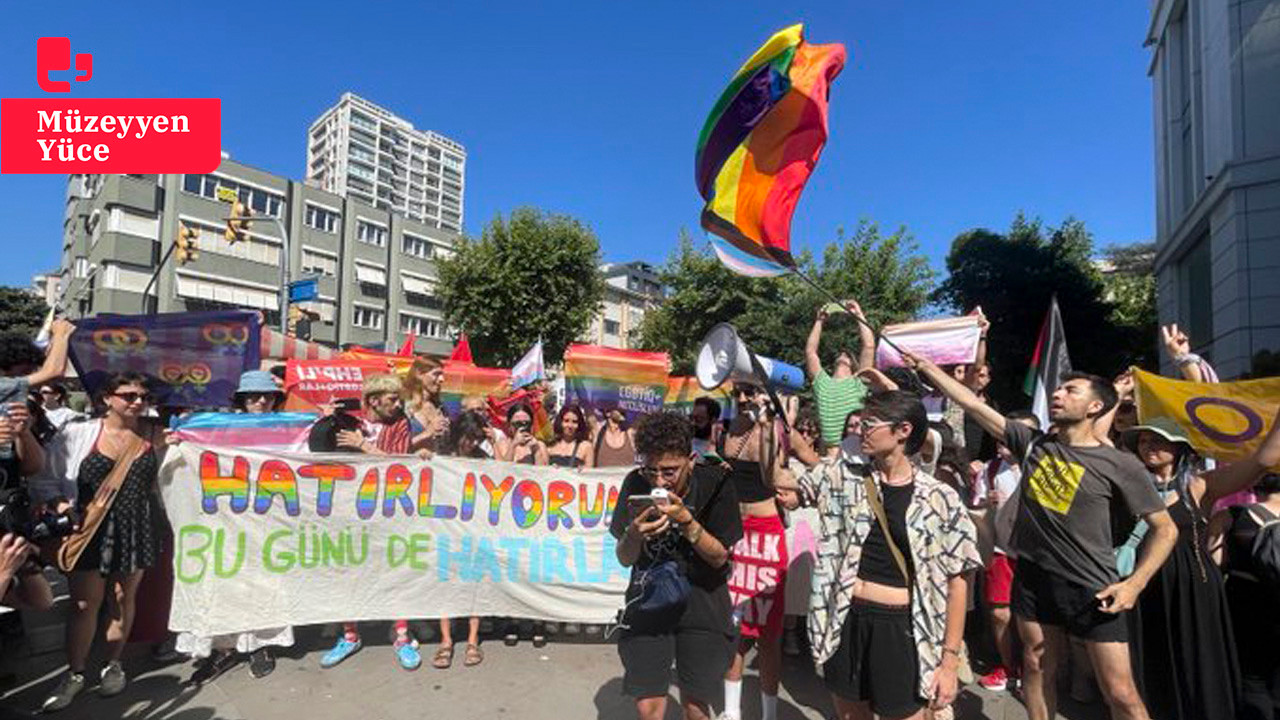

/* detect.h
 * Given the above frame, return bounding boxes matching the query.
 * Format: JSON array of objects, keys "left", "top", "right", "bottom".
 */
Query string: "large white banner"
[{"left": 161, "top": 444, "right": 630, "bottom": 636}]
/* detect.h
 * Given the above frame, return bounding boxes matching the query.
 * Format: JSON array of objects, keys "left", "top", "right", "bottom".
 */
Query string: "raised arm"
[
  {"left": 805, "top": 307, "right": 826, "bottom": 380},
  {"left": 848, "top": 300, "right": 876, "bottom": 371},
  {"left": 1161, "top": 324, "right": 1205, "bottom": 383},
  {"left": 901, "top": 349, "right": 1007, "bottom": 439},
  {"left": 963, "top": 310, "right": 989, "bottom": 389},
  {"left": 1200, "top": 407, "right": 1280, "bottom": 509},
  {"left": 26, "top": 319, "right": 75, "bottom": 388}
]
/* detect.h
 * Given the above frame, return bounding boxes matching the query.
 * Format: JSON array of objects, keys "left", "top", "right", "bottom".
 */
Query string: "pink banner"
[{"left": 876, "top": 315, "right": 981, "bottom": 368}]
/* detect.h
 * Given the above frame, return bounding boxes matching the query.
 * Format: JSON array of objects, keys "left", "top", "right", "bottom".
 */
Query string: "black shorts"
[
  {"left": 617, "top": 625, "right": 736, "bottom": 702},
  {"left": 822, "top": 599, "right": 925, "bottom": 718},
  {"left": 1010, "top": 561, "right": 1127, "bottom": 642}
]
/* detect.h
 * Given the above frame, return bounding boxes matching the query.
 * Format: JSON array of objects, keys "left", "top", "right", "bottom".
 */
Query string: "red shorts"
[
  {"left": 985, "top": 553, "right": 1015, "bottom": 606},
  {"left": 729, "top": 514, "right": 788, "bottom": 639}
]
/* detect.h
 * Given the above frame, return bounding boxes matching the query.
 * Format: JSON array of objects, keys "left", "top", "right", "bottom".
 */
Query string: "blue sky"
[{"left": 0, "top": 1, "right": 1155, "bottom": 288}]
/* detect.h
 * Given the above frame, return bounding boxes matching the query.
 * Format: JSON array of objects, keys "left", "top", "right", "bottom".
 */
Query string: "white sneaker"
[
  {"left": 99, "top": 661, "right": 127, "bottom": 697},
  {"left": 42, "top": 672, "right": 86, "bottom": 712}
]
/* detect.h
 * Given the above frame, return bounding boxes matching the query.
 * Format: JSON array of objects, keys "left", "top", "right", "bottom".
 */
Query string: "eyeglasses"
[
  {"left": 639, "top": 464, "right": 683, "bottom": 480},
  {"left": 243, "top": 392, "right": 275, "bottom": 402},
  {"left": 113, "top": 391, "right": 150, "bottom": 404},
  {"left": 858, "top": 419, "right": 894, "bottom": 435}
]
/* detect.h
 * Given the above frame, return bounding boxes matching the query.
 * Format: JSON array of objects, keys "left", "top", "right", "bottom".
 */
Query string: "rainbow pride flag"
[
  {"left": 695, "top": 24, "right": 846, "bottom": 276},
  {"left": 170, "top": 412, "right": 317, "bottom": 452},
  {"left": 564, "top": 345, "right": 669, "bottom": 422},
  {"left": 441, "top": 361, "right": 512, "bottom": 417},
  {"left": 664, "top": 376, "right": 736, "bottom": 419}
]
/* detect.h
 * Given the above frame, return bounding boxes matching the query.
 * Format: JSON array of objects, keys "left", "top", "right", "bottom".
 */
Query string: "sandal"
[
  {"left": 463, "top": 643, "right": 483, "bottom": 667},
  {"left": 432, "top": 645, "right": 454, "bottom": 669}
]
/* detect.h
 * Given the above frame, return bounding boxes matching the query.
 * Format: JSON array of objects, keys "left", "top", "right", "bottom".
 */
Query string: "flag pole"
[{"left": 786, "top": 266, "right": 909, "bottom": 356}]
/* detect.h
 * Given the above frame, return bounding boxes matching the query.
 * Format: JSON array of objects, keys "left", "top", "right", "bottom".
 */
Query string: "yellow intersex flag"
[{"left": 1132, "top": 367, "right": 1280, "bottom": 466}]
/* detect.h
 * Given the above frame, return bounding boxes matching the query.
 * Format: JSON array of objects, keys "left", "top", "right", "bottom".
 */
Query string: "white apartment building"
[
  {"left": 585, "top": 262, "right": 665, "bottom": 349},
  {"left": 306, "top": 93, "right": 466, "bottom": 233}
]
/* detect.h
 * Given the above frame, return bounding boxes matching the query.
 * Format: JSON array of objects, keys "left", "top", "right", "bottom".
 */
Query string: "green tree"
[
  {"left": 1099, "top": 242, "right": 1158, "bottom": 371},
  {"left": 0, "top": 286, "right": 47, "bottom": 338},
  {"left": 934, "top": 214, "right": 1131, "bottom": 409},
  {"left": 635, "top": 230, "right": 784, "bottom": 374},
  {"left": 637, "top": 222, "right": 935, "bottom": 374},
  {"left": 436, "top": 208, "right": 605, "bottom": 366}
]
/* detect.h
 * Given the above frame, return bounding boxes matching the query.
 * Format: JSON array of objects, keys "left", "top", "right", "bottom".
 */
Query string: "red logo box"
[{"left": 1, "top": 98, "right": 222, "bottom": 173}]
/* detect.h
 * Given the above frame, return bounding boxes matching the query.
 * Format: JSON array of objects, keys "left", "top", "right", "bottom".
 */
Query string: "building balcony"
[{"left": 102, "top": 174, "right": 161, "bottom": 214}]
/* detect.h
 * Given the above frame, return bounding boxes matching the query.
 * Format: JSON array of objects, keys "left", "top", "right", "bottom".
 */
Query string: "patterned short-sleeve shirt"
[{"left": 798, "top": 456, "right": 981, "bottom": 699}]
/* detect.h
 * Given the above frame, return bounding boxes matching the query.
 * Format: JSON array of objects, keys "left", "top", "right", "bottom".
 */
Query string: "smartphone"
[
  {"left": 335, "top": 397, "right": 362, "bottom": 413},
  {"left": 627, "top": 494, "right": 670, "bottom": 519}
]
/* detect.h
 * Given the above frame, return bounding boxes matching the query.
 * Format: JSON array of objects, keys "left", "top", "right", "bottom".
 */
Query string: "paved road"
[{"left": 1, "top": 625, "right": 1108, "bottom": 719}]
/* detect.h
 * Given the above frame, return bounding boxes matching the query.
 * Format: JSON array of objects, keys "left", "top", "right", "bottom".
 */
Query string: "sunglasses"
[
  {"left": 242, "top": 392, "right": 276, "bottom": 402},
  {"left": 113, "top": 391, "right": 150, "bottom": 404}
]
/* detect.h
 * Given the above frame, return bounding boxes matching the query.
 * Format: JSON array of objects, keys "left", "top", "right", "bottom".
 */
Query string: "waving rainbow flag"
[
  {"left": 441, "top": 360, "right": 512, "bottom": 417},
  {"left": 664, "top": 376, "right": 736, "bottom": 419},
  {"left": 695, "top": 24, "right": 846, "bottom": 276},
  {"left": 564, "top": 345, "right": 669, "bottom": 422}
]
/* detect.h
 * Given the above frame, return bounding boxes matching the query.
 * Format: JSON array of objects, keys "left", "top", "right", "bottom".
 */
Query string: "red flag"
[
  {"left": 449, "top": 334, "right": 473, "bottom": 363},
  {"left": 397, "top": 333, "right": 416, "bottom": 357}
]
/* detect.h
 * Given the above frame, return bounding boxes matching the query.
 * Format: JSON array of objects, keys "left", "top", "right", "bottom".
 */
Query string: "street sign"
[{"left": 288, "top": 277, "right": 318, "bottom": 303}]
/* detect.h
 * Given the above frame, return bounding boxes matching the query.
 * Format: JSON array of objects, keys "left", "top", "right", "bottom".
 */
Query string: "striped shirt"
[{"left": 812, "top": 369, "right": 870, "bottom": 445}]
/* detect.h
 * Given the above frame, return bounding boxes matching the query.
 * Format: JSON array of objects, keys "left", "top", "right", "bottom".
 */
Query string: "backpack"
[{"left": 1244, "top": 504, "right": 1280, "bottom": 593}]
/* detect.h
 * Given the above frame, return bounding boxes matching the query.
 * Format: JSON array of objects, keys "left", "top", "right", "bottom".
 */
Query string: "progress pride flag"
[{"left": 0, "top": 98, "right": 221, "bottom": 173}]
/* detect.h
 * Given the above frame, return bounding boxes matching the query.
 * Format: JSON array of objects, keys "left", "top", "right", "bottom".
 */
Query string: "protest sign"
[
  {"left": 69, "top": 310, "right": 260, "bottom": 408},
  {"left": 875, "top": 315, "right": 982, "bottom": 368},
  {"left": 1133, "top": 368, "right": 1280, "bottom": 468},
  {"left": 161, "top": 445, "right": 629, "bottom": 635},
  {"left": 283, "top": 358, "right": 389, "bottom": 413},
  {"left": 564, "top": 345, "right": 669, "bottom": 422}
]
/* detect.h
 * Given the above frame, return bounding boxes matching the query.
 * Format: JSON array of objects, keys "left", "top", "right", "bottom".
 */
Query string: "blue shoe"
[
  {"left": 395, "top": 640, "right": 421, "bottom": 671},
  {"left": 321, "top": 638, "right": 361, "bottom": 668}
]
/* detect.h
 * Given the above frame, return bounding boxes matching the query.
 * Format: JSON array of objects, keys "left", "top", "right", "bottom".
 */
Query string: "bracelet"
[
  {"left": 1173, "top": 352, "right": 1201, "bottom": 366},
  {"left": 684, "top": 522, "right": 704, "bottom": 545}
]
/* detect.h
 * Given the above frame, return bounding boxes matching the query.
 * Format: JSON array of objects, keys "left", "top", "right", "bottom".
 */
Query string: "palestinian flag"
[{"left": 1023, "top": 296, "right": 1072, "bottom": 428}]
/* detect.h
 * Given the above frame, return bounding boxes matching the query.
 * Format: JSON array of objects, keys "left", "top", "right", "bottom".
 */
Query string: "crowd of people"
[{"left": 1, "top": 303, "right": 1278, "bottom": 720}]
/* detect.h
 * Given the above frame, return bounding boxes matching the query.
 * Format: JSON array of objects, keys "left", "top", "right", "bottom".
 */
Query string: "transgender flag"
[
  {"left": 511, "top": 341, "right": 545, "bottom": 390},
  {"left": 171, "top": 412, "right": 317, "bottom": 452}
]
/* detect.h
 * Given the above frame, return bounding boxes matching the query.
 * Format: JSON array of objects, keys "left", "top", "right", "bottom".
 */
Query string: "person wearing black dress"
[
  {"left": 1123, "top": 414, "right": 1280, "bottom": 720},
  {"left": 42, "top": 372, "right": 167, "bottom": 713}
]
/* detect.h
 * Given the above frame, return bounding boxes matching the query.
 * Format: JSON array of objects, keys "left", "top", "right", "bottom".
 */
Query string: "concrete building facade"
[
  {"left": 1147, "top": 0, "right": 1280, "bottom": 377},
  {"left": 56, "top": 159, "right": 456, "bottom": 356},
  {"left": 306, "top": 93, "right": 465, "bottom": 234},
  {"left": 584, "top": 261, "right": 664, "bottom": 349}
]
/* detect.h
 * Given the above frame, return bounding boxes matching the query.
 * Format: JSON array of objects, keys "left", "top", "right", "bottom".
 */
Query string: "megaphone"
[{"left": 696, "top": 323, "right": 805, "bottom": 393}]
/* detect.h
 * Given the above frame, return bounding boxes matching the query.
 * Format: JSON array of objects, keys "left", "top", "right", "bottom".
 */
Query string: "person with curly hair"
[{"left": 611, "top": 411, "right": 742, "bottom": 720}]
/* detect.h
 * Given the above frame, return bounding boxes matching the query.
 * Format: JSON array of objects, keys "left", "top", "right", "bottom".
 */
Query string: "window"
[
  {"left": 175, "top": 273, "right": 280, "bottom": 310},
  {"left": 300, "top": 248, "right": 338, "bottom": 277},
  {"left": 399, "top": 313, "right": 441, "bottom": 338},
  {"left": 181, "top": 174, "right": 285, "bottom": 217},
  {"left": 402, "top": 232, "right": 433, "bottom": 259},
  {"left": 353, "top": 305, "right": 384, "bottom": 330},
  {"left": 185, "top": 220, "right": 281, "bottom": 265},
  {"left": 1178, "top": 233, "right": 1213, "bottom": 351},
  {"left": 305, "top": 204, "right": 340, "bottom": 233},
  {"left": 604, "top": 319, "right": 621, "bottom": 336},
  {"left": 357, "top": 220, "right": 387, "bottom": 246},
  {"left": 298, "top": 299, "right": 336, "bottom": 325},
  {"left": 102, "top": 264, "right": 156, "bottom": 296},
  {"left": 108, "top": 208, "right": 159, "bottom": 239}
]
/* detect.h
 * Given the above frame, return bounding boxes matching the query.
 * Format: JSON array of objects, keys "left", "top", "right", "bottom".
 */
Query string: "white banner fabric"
[{"left": 161, "top": 444, "right": 630, "bottom": 636}]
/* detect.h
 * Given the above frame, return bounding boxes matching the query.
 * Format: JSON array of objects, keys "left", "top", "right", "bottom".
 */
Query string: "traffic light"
[
  {"left": 176, "top": 222, "right": 199, "bottom": 265},
  {"left": 225, "top": 200, "right": 251, "bottom": 244}
]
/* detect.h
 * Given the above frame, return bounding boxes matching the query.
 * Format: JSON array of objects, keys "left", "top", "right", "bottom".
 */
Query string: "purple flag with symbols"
[{"left": 69, "top": 310, "right": 262, "bottom": 408}]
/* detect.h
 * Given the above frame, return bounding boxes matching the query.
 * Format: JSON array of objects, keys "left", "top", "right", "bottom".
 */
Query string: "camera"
[{"left": 0, "top": 488, "right": 80, "bottom": 542}]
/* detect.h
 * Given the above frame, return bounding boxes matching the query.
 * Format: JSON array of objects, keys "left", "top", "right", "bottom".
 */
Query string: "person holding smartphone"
[
  {"left": 498, "top": 402, "right": 548, "bottom": 466},
  {"left": 612, "top": 411, "right": 741, "bottom": 720}
]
